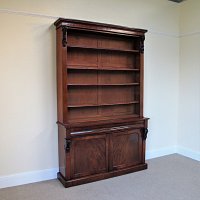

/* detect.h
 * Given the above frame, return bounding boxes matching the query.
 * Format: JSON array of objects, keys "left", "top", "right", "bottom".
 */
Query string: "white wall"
[
  {"left": 145, "top": 33, "right": 179, "bottom": 155},
  {"left": 0, "top": 0, "right": 180, "bottom": 187},
  {"left": 0, "top": 14, "right": 58, "bottom": 176},
  {"left": 178, "top": 0, "right": 200, "bottom": 160}
]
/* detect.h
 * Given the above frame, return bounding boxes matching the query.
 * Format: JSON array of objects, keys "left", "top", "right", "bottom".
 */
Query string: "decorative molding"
[
  {"left": 64, "top": 139, "right": 71, "bottom": 152},
  {"left": 139, "top": 36, "right": 145, "bottom": 53},
  {"left": 0, "top": 168, "right": 58, "bottom": 189},
  {"left": 62, "top": 27, "right": 67, "bottom": 47},
  {"left": 141, "top": 128, "right": 148, "bottom": 140}
]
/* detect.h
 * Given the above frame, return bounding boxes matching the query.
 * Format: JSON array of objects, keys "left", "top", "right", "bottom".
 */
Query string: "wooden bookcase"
[{"left": 54, "top": 18, "right": 149, "bottom": 187}]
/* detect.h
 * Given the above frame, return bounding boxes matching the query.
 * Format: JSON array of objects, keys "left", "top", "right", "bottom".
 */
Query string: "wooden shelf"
[
  {"left": 67, "top": 83, "right": 139, "bottom": 86},
  {"left": 67, "top": 45, "right": 139, "bottom": 53},
  {"left": 68, "top": 101, "right": 140, "bottom": 108},
  {"left": 68, "top": 114, "right": 141, "bottom": 125},
  {"left": 67, "top": 65, "right": 140, "bottom": 71},
  {"left": 69, "top": 113, "right": 141, "bottom": 124}
]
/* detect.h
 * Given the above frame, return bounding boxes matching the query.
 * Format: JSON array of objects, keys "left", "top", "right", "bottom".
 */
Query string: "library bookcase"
[{"left": 54, "top": 18, "right": 149, "bottom": 187}]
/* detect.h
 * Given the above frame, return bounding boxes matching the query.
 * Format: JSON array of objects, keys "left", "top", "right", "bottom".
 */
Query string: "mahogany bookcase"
[{"left": 54, "top": 18, "right": 149, "bottom": 187}]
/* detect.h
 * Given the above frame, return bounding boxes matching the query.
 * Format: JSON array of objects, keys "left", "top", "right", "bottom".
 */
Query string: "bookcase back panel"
[
  {"left": 99, "top": 35, "right": 134, "bottom": 50},
  {"left": 99, "top": 104, "right": 136, "bottom": 116},
  {"left": 67, "top": 30, "right": 139, "bottom": 51},
  {"left": 68, "top": 70, "right": 98, "bottom": 85},
  {"left": 100, "top": 52, "right": 137, "bottom": 68},
  {"left": 68, "top": 32, "right": 98, "bottom": 48},
  {"left": 68, "top": 107, "right": 98, "bottom": 119},
  {"left": 68, "top": 104, "right": 139, "bottom": 120},
  {"left": 67, "top": 49, "right": 98, "bottom": 66},
  {"left": 68, "top": 70, "right": 139, "bottom": 85},
  {"left": 99, "top": 86, "right": 136, "bottom": 104},
  {"left": 68, "top": 87, "right": 98, "bottom": 106},
  {"left": 99, "top": 71, "right": 138, "bottom": 84}
]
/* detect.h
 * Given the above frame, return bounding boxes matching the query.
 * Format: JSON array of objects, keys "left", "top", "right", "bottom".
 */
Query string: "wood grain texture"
[
  {"left": 111, "top": 129, "right": 142, "bottom": 170},
  {"left": 71, "top": 134, "right": 108, "bottom": 178}
]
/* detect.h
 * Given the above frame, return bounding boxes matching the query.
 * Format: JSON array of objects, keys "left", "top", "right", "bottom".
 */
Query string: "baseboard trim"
[
  {"left": 146, "top": 146, "right": 177, "bottom": 159},
  {"left": 176, "top": 146, "right": 200, "bottom": 161},
  {"left": 0, "top": 168, "right": 58, "bottom": 189},
  {"left": 0, "top": 147, "right": 199, "bottom": 189},
  {"left": 146, "top": 146, "right": 200, "bottom": 161}
]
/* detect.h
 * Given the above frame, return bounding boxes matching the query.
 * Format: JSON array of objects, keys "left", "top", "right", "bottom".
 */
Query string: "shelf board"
[
  {"left": 67, "top": 45, "right": 140, "bottom": 53},
  {"left": 67, "top": 83, "right": 139, "bottom": 86},
  {"left": 67, "top": 65, "right": 140, "bottom": 71},
  {"left": 68, "top": 101, "right": 139, "bottom": 108},
  {"left": 68, "top": 114, "right": 141, "bottom": 125}
]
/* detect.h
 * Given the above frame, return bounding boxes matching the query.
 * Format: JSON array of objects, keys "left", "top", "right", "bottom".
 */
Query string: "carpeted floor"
[{"left": 0, "top": 154, "right": 199, "bottom": 200}]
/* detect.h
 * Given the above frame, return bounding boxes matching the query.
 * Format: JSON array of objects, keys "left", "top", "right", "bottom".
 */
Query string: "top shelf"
[{"left": 67, "top": 45, "right": 140, "bottom": 53}]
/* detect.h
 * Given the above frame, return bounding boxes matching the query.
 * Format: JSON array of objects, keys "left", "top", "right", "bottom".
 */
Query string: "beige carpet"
[{"left": 0, "top": 154, "right": 199, "bottom": 200}]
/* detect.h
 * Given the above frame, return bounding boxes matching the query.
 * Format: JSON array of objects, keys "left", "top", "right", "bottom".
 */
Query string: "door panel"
[
  {"left": 71, "top": 134, "right": 108, "bottom": 178},
  {"left": 110, "top": 129, "right": 142, "bottom": 170}
]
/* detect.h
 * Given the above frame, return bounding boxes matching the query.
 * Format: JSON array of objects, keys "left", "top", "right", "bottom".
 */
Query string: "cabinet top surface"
[
  {"left": 57, "top": 116, "right": 149, "bottom": 129},
  {"left": 54, "top": 18, "right": 147, "bottom": 36}
]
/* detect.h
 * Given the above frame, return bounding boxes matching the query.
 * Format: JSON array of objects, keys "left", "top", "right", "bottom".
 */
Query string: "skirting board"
[
  {"left": 176, "top": 146, "right": 200, "bottom": 161},
  {"left": 146, "top": 146, "right": 200, "bottom": 161},
  {"left": 0, "top": 168, "right": 58, "bottom": 189},
  {"left": 146, "top": 146, "right": 177, "bottom": 159},
  {"left": 0, "top": 147, "right": 199, "bottom": 189}
]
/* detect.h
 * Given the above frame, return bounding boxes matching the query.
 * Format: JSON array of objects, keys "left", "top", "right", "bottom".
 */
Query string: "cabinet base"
[{"left": 57, "top": 163, "right": 147, "bottom": 188}]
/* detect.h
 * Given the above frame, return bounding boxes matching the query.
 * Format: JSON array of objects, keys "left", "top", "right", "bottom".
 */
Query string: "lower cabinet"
[{"left": 57, "top": 122, "right": 148, "bottom": 187}]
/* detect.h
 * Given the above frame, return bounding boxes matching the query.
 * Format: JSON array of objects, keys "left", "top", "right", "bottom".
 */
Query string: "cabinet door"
[
  {"left": 110, "top": 128, "right": 143, "bottom": 171},
  {"left": 71, "top": 134, "right": 108, "bottom": 178}
]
